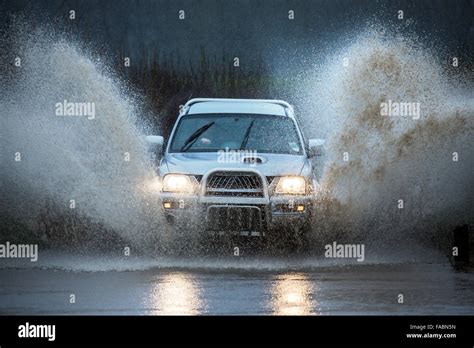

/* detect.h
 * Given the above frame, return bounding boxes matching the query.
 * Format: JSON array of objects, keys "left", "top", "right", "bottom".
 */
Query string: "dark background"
[{"left": 2, "top": 0, "right": 473, "bottom": 135}]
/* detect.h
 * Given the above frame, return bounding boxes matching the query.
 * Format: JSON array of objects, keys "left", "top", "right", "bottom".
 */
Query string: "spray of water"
[
  {"left": 2, "top": 23, "right": 472, "bottom": 262},
  {"left": 1, "top": 26, "right": 164, "bottom": 248},
  {"left": 300, "top": 29, "right": 473, "bottom": 249}
]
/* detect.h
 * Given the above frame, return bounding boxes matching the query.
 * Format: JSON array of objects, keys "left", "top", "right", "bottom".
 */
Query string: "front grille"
[
  {"left": 206, "top": 191, "right": 263, "bottom": 197},
  {"left": 205, "top": 172, "right": 264, "bottom": 197}
]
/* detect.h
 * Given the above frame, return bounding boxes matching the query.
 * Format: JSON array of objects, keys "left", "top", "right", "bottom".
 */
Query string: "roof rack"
[{"left": 181, "top": 98, "right": 294, "bottom": 116}]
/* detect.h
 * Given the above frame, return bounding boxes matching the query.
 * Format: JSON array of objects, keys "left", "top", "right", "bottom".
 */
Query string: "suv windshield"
[{"left": 169, "top": 113, "right": 303, "bottom": 154}]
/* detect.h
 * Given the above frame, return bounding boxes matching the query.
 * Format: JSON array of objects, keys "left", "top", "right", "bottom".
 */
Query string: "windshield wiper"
[
  {"left": 240, "top": 119, "right": 255, "bottom": 150},
  {"left": 180, "top": 121, "right": 215, "bottom": 152}
]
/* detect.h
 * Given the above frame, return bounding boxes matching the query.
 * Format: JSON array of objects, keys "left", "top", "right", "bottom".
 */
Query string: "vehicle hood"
[{"left": 160, "top": 152, "right": 308, "bottom": 176}]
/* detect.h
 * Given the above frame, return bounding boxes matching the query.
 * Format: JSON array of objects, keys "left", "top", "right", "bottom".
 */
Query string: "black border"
[{"left": 0, "top": 315, "right": 472, "bottom": 346}]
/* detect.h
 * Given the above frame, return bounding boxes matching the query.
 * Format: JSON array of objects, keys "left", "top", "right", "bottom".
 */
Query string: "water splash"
[
  {"left": 302, "top": 29, "right": 473, "bottom": 248},
  {"left": 1, "top": 24, "right": 472, "bottom": 258},
  {"left": 1, "top": 25, "right": 163, "bottom": 248}
]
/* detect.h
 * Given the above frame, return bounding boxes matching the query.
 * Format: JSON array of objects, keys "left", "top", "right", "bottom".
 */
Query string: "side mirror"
[
  {"left": 308, "top": 138, "right": 325, "bottom": 157},
  {"left": 145, "top": 135, "right": 164, "bottom": 158}
]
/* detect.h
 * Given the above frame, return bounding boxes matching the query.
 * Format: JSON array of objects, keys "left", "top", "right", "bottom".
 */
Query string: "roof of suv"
[{"left": 181, "top": 98, "right": 293, "bottom": 117}]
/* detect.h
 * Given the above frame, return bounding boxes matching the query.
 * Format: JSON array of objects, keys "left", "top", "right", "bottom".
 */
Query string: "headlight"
[
  {"left": 162, "top": 174, "right": 194, "bottom": 193},
  {"left": 275, "top": 176, "right": 306, "bottom": 195}
]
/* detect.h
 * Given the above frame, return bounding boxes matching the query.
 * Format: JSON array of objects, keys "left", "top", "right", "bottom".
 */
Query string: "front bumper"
[{"left": 159, "top": 168, "right": 313, "bottom": 236}]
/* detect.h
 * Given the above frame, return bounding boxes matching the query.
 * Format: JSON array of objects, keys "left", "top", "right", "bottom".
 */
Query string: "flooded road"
[{"left": 1, "top": 253, "right": 473, "bottom": 315}]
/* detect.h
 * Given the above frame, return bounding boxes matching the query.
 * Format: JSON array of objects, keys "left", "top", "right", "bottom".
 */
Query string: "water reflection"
[
  {"left": 148, "top": 272, "right": 203, "bottom": 315},
  {"left": 270, "top": 273, "right": 318, "bottom": 315}
]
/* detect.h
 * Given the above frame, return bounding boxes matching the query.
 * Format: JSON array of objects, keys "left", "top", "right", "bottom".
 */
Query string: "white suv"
[{"left": 147, "top": 98, "right": 324, "bottom": 242}]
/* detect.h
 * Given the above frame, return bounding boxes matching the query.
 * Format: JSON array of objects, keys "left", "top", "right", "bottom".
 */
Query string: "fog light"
[
  {"left": 297, "top": 205, "right": 305, "bottom": 212},
  {"left": 163, "top": 202, "right": 172, "bottom": 209}
]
